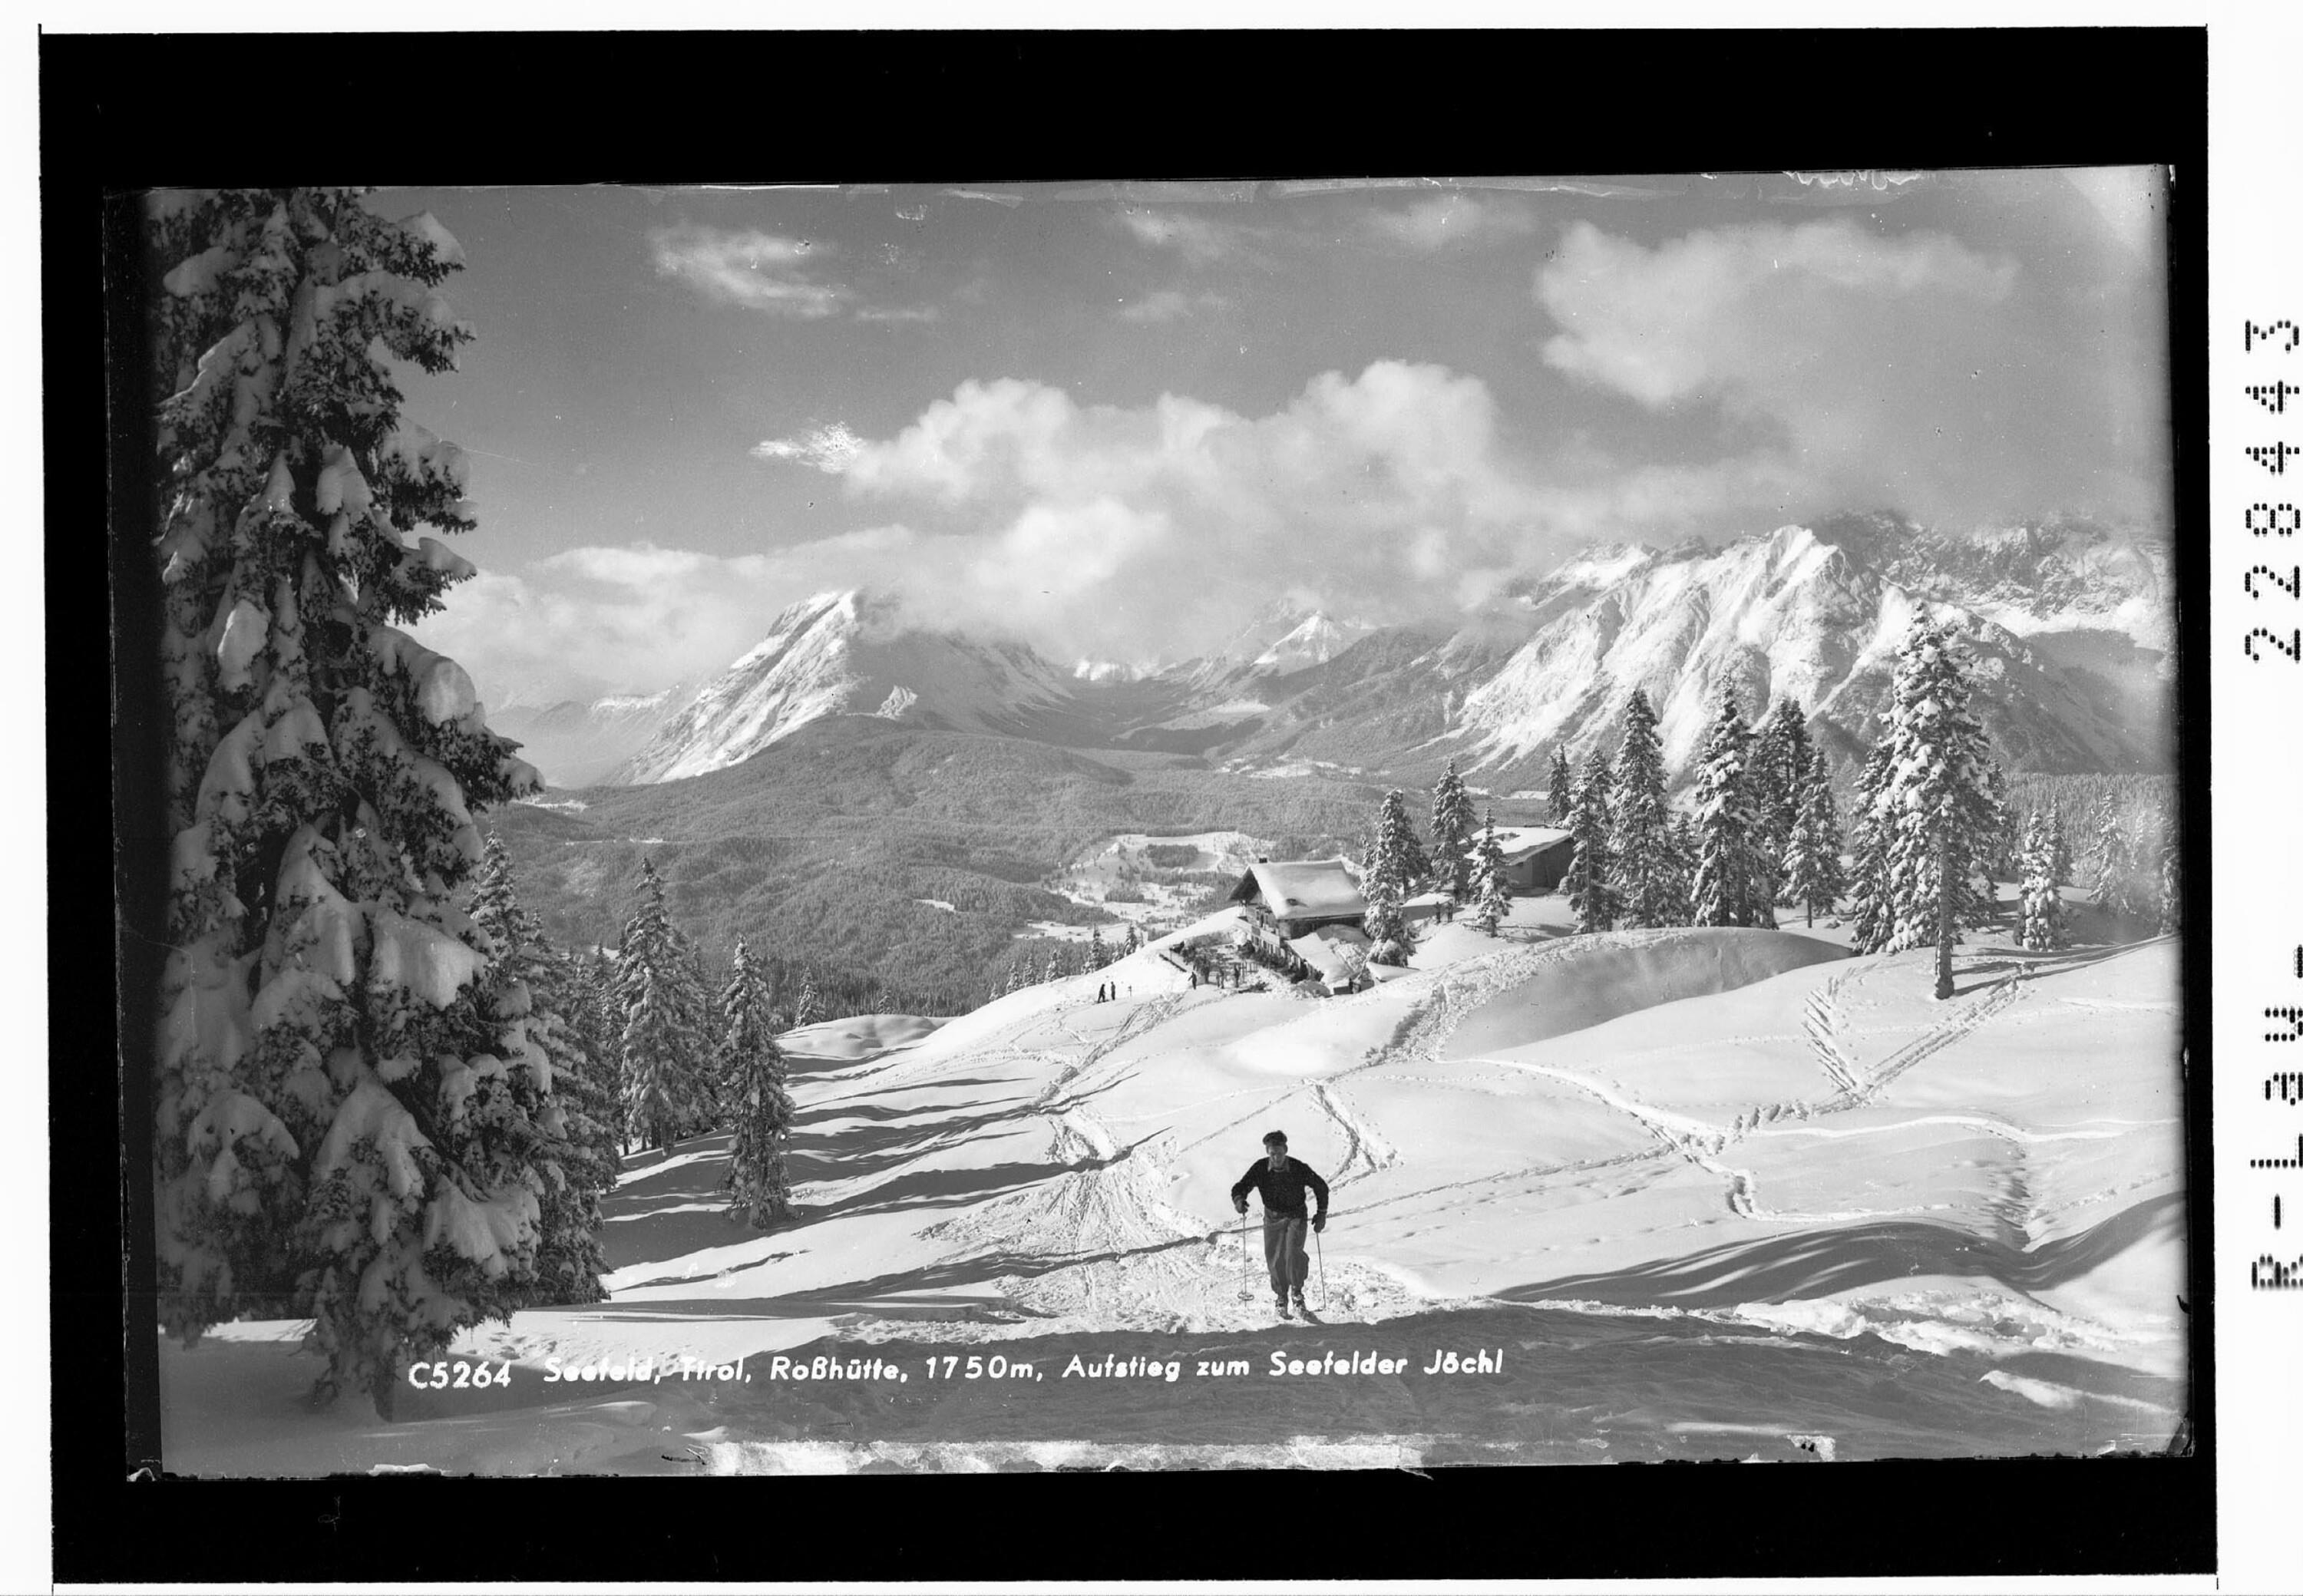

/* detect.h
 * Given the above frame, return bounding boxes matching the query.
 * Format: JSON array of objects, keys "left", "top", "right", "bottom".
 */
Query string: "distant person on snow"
[{"left": 1231, "top": 1131, "right": 1329, "bottom": 1318}]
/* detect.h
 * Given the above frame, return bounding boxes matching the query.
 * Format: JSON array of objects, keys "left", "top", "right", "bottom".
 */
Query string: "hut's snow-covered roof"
[
  {"left": 1287, "top": 922, "right": 1370, "bottom": 986},
  {"left": 1229, "top": 857, "right": 1365, "bottom": 920},
  {"left": 1489, "top": 825, "right": 1574, "bottom": 862}
]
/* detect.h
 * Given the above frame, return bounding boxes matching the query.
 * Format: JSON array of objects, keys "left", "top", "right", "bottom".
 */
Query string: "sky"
[{"left": 381, "top": 170, "right": 2172, "bottom": 708}]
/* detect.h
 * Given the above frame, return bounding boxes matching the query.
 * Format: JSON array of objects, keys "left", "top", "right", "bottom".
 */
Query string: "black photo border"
[{"left": 60, "top": 24, "right": 2211, "bottom": 1584}]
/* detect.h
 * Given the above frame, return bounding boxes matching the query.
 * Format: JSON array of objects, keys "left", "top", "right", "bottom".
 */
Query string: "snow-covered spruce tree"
[
  {"left": 1782, "top": 746, "right": 1846, "bottom": 929},
  {"left": 2048, "top": 803, "right": 2073, "bottom": 888},
  {"left": 467, "top": 838, "right": 613, "bottom": 1307},
  {"left": 1564, "top": 748, "right": 1617, "bottom": 933},
  {"left": 2090, "top": 800, "right": 2147, "bottom": 920},
  {"left": 1545, "top": 747, "right": 1576, "bottom": 828},
  {"left": 1365, "top": 788, "right": 1432, "bottom": 895},
  {"left": 791, "top": 970, "right": 821, "bottom": 1027},
  {"left": 1746, "top": 699, "right": 1810, "bottom": 927},
  {"left": 1660, "top": 810, "right": 1698, "bottom": 925},
  {"left": 683, "top": 939, "right": 724, "bottom": 1131},
  {"left": 574, "top": 947, "right": 627, "bottom": 1155},
  {"left": 1362, "top": 867, "right": 1413, "bottom": 967},
  {"left": 1741, "top": 712, "right": 1784, "bottom": 924},
  {"left": 1360, "top": 789, "right": 1424, "bottom": 966},
  {"left": 1875, "top": 616, "right": 2007, "bottom": 999},
  {"left": 1607, "top": 688, "right": 1672, "bottom": 929},
  {"left": 617, "top": 858, "right": 713, "bottom": 1153},
  {"left": 719, "top": 940, "right": 795, "bottom": 1228},
  {"left": 551, "top": 943, "right": 626, "bottom": 1189},
  {"left": 1470, "top": 808, "right": 1512, "bottom": 937},
  {"left": 2080, "top": 795, "right": 2117, "bottom": 899},
  {"left": 2016, "top": 811, "right": 2069, "bottom": 953},
  {"left": 1690, "top": 690, "right": 1758, "bottom": 928},
  {"left": 1429, "top": 759, "right": 1477, "bottom": 901},
  {"left": 1845, "top": 743, "right": 1895, "bottom": 952},
  {"left": 1087, "top": 926, "right": 1107, "bottom": 970},
  {"left": 149, "top": 189, "right": 560, "bottom": 1416}
]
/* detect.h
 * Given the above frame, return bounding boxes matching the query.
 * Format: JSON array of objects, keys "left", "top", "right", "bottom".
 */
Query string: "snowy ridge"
[
  {"left": 613, "top": 591, "right": 1082, "bottom": 783},
  {"left": 1250, "top": 610, "right": 1373, "bottom": 673},
  {"left": 1439, "top": 522, "right": 2166, "bottom": 782}
]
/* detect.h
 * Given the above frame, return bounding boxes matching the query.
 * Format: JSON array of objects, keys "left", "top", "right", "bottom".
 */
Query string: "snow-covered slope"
[
  {"left": 613, "top": 591, "right": 1085, "bottom": 784},
  {"left": 157, "top": 904, "right": 2186, "bottom": 1474}
]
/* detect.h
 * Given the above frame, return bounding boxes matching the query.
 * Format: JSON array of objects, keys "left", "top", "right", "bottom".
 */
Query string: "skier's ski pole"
[{"left": 1316, "top": 1221, "right": 1327, "bottom": 1309}]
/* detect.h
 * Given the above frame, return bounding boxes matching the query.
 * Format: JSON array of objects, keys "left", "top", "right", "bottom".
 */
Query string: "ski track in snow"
[
  {"left": 578, "top": 938, "right": 2164, "bottom": 1372},
  {"left": 1459, "top": 959, "right": 2040, "bottom": 1231}
]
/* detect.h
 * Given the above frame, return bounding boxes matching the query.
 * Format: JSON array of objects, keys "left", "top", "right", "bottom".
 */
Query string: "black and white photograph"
[{"left": 129, "top": 162, "right": 2194, "bottom": 1481}]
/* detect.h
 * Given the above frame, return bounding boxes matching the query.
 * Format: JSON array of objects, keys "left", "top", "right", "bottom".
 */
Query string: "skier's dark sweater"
[{"left": 1230, "top": 1156, "right": 1330, "bottom": 1221}]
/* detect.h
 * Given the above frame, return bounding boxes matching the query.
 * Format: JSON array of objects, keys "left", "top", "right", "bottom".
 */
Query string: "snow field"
[{"left": 160, "top": 894, "right": 2185, "bottom": 1470}]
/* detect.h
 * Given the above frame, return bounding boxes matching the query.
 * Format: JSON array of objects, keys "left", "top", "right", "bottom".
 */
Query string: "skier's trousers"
[{"left": 1262, "top": 1214, "right": 1310, "bottom": 1299}]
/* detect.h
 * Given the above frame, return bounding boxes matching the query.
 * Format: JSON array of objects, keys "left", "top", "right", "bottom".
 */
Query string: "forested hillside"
[{"left": 487, "top": 715, "right": 1381, "bottom": 1013}]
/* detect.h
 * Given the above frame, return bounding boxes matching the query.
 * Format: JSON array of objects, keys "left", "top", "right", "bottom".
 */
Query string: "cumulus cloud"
[
  {"left": 751, "top": 421, "right": 867, "bottom": 473},
  {"left": 1530, "top": 216, "right": 2154, "bottom": 526},
  {"left": 1117, "top": 289, "right": 1230, "bottom": 323},
  {"left": 1538, "top": 216, "right": 2016, "bottom": 408},
  {"left": 649, "top": 224, "right": 846, "bottom": 317},
  {"left": 411, "top": 528, "right": 930, "bottom": 707},
  {"left": 1363, "top": 192, "right": 1537, "bottom": 251},
  {"left": 778, "top": 362, "right": 1572, "bottom": 659},
  {"left": 425, "top": 357, "right": 1883, "bottom": 699},
  {"left": 1112, "top": 207, "right": 1246, "bottom": 266}
]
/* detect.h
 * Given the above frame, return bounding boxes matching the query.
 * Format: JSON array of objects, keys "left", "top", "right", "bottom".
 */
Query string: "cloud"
[
  {"left": 1112, "top": 207, "right": 1245, "bottom": 266},
  {"left": 411, "top": 528, "right": 930, "bottom": 707},
  {"left": 1363, "top": 192, "right": 1537, "bottom": 251},
  {"left": 1117, "top": 289, "right": 1230, "bottom": 323},
  {"left": 856, "top": 304, "right": 942, "bottom": 324},
  {"left": 649, "top": 224, "right": 846, "bottom": 317},
  {"left": 1529, "top": 216, "right": 2158, "bottom": 527},
  {"left": 777, "top": 362, "right": 1568, "bottom": 660},
  {"left": 1538, "top": 216, "right": 2017, "bottom": 408},
  {"left": 427, "top": 355, "right": 1921, "bottom": 702},
  {"left": 751, "top": 422, "right": 866, "bottom": 473}
]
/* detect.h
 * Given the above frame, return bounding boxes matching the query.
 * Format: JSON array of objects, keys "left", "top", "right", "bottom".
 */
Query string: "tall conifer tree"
[
  {"left": 2017, "top": 811, "right": 2070, "bottom": 952},
  {"left": 1783, "top": 746, "right": 1846, "bottom": 928},
  {"left": 1691, "top": 691, "right": 1757, "bottom": 927},
  {"left": 1847, "top": 743, "right": 1897, "bottom": 953},
  {"left": 1608, "top": 688, "right": 1673, "bottom": 928},
  {"left": 1470, "top": 808, "right": 1512, "bottom": 937},
  {"left": 1546, "top": 748, "right": 1576, "bottom": 828},
  {"left": 1564, "top": 748, "right": 1617, "bottom": 933},
  {"left": 148, "top": 188, "right": 567, "bottom": 1414},
  {"left": 1875, "top": 617, "right": 2005, "bottom": 998},
  {"left": 719, "top": 940, "right": 795, "bottom": 1228},
  {"left": 618, "top": 858, "right": 712, "bottom": 1152},
  {"left": 468, "top": 837, "right": 613, "bottom": 1307},
  {"left": 1429, "top": 759, "right": 1477, "bottom": 900},
  {"left": 2048, "top": 803, "right": 2073, "bottom": 888}
]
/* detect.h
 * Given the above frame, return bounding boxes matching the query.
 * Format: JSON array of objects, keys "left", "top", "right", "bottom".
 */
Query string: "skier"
[{"left": 1231, "top": 1131, "right": 1329, "bottom": 1319}]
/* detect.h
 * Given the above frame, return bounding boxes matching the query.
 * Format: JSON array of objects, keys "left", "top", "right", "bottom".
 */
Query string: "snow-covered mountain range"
[
  {"left": 502, "top": 516, "right": 2173, "bottom": 790},
  {"left": 608, "top": 590, "right": 1087, "bottom": 784}
]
